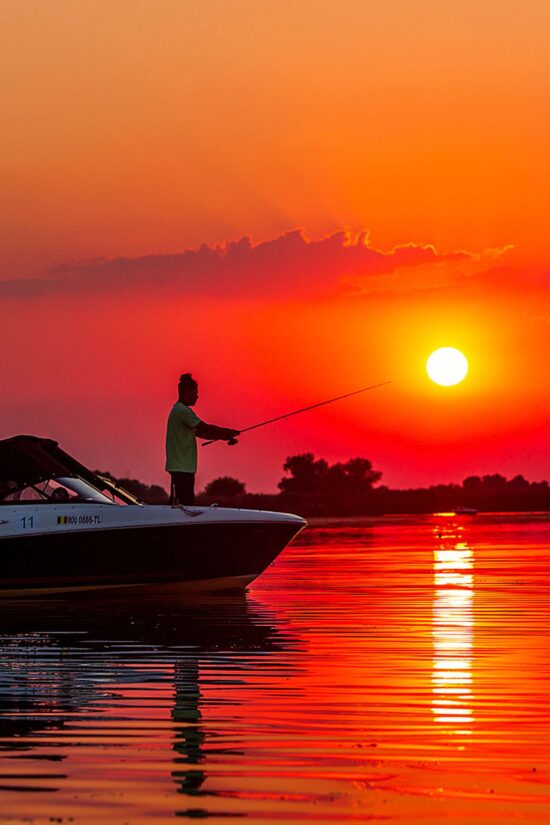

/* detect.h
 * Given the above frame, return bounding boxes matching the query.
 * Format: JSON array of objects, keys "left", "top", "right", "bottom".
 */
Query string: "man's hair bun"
[{"left": 179, "top": 373, "right": 197, "bottom": 388}]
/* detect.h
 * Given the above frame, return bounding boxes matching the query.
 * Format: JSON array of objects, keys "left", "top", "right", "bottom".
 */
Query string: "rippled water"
[{"left": 2, "top": 513, "right": 550, "bottom": 823}]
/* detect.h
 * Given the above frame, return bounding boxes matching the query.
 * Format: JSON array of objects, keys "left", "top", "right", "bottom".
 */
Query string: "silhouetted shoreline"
[
  {"left": 198, "top": 482, "right": 550, "bottom": 516},
  {"left": 104, "top": 454, "right": 550, "bottom": 516}
]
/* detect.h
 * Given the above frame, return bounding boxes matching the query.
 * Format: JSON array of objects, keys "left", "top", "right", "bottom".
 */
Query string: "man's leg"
[{"left": 170, "top": 472, "right": 195, "bottom": 505}]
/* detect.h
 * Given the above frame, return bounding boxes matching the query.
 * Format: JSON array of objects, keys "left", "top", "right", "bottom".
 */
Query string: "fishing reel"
[{"left": 226, "top": 437, "right": 239, "bottom": 446}]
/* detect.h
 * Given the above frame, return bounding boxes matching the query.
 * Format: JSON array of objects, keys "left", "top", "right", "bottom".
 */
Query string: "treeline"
[
  {"left": 198, "top": 455, "right": 550, "bottom": 515},
  {"left": 102, "top": 454, "right": 550, "bottom": 515}
]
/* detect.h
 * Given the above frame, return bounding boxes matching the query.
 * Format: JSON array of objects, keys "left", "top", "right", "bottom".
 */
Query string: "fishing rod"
[{"left": 202, "top": 380, "right": 391, "bottom": 446}]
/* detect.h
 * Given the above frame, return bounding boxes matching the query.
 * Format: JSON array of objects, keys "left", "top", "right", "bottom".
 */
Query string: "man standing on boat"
[{"left": 166, "top": 373, "right": 240, "bottom": 505}]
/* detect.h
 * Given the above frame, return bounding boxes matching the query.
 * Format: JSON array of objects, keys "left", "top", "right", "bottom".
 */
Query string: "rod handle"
[{"left": 202, "top": 438, "right": 239, "bottom": 447}]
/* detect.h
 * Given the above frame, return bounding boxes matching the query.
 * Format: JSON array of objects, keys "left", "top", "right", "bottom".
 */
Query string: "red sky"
[{"left": 2, "top": 1, "right": 550, "bottom": 492}]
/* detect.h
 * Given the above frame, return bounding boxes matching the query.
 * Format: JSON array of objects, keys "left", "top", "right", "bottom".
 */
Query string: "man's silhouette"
[{"left": 165, "top": 373, "right": 240, "bottom": 505}]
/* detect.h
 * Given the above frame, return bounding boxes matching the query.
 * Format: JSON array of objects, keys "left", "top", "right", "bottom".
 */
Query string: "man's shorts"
[{"left": 170, "top": 472, "right": 195, "bottom": 505}]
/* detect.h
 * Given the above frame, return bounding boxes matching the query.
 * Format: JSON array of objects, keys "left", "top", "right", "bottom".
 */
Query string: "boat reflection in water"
[
  {"left": 0, "top": 591, "right": 295, "bottom": 812},
  {"left": 432, "top": 515, "right": 474, "bottom": 734}
]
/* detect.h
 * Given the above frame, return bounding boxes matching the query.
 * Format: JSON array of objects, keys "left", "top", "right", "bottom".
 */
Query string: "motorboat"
[
  {"left": 454, "top": 506, "right": 478, "bottom": 516},
  {"left": 0, "top": 435, "right": 306, "bottom": 597}
]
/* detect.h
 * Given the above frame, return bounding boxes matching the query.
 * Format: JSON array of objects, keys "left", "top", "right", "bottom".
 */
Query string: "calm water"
[{"left": 2, "top": 513, "right": 550, "bottom": 823}]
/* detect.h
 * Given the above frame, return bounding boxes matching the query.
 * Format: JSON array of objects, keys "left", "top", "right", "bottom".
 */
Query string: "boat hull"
[{"left": 0, "top": 520, "right": 302, "bottom": 597}]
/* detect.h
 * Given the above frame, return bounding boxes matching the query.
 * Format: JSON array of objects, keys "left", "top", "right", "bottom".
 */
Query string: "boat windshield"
[{"left": 0, "top": 476, "right": 115, "bottom": 505}]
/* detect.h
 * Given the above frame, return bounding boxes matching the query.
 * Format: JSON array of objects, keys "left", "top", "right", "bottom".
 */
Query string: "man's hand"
[{"left": 197, "top": 422, "right": 241, "bottom": 446}]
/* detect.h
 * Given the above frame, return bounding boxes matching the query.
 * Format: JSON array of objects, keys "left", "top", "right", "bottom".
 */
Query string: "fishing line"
[{"left": 202, "top": 380, "right": 391, "bottom": 446}]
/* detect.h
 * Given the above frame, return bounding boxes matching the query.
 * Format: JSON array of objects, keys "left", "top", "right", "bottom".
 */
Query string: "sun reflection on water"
[{"left": 432, "top": 520, "right": 474, "bottom": 733}]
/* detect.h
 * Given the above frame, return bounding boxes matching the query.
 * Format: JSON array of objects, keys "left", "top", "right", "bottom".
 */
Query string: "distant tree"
[
  {"left": 510, "top": 474, "right": 529, "bottom": 490},
  {"left": 96, "top": 470, "right": 169, "bottom": 504},
  {"left": 123, "top": 480, "right": 168, "bottom": 504},
  {"left": 278, "top": 453, "right": 329, "bottom": 494},
  {"left": 204, "top": 476, "right": 246, "bottom": 497},
  {"left": 278, "top": 453, "right": 381, "bottom": 495},
  {"left": 463, "top": 475, "right": 483, "bottom": 493},
  {"left": 481, "top": 473, "right": 507, "bottom": 491},
  {"left": 340, "top": 457, "right": 382, "bottom": 491}
]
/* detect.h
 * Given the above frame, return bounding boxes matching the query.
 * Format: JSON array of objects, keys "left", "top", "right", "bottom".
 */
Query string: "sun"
[{"left": 426, "top": 347, "right": 468, "bottom": 386}]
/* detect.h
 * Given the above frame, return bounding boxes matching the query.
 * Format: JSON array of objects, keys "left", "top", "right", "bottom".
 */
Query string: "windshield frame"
[{"left": 0, "top": 474, "right": 127, "bottom": 505}]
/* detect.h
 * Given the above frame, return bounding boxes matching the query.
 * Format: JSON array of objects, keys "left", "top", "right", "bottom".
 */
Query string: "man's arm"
[{"left": 195, "top": 422, "right": 240, "bottom": 441}]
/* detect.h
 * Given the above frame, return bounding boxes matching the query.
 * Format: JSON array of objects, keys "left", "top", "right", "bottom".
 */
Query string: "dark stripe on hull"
[{"left": 0, "top": 522, "right": 301, "bottom": 592}]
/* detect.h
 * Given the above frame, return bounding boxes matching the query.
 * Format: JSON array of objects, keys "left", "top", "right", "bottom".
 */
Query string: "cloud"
[{"left": 0, "top": 229, "right": 497, "bottom": 300}]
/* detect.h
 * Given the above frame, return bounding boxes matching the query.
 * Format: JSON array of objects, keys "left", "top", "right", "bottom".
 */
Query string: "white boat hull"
[{"left": 0, "top": 504, "right": 305, "bottom": 597}]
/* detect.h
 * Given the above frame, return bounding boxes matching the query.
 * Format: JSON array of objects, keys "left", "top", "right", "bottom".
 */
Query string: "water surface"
[{"left": 2, "top": 513, "right": 550, "bottom": 823}]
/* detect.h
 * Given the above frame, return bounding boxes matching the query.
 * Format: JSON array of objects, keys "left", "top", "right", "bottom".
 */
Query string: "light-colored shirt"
[{"left": 165, "top": 402, "right": 202, "bottom": 473}]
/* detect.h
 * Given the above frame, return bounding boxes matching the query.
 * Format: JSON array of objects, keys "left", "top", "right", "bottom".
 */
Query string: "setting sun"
[{"left": 426, "top": 347, "right": 469, "bottom": 387}]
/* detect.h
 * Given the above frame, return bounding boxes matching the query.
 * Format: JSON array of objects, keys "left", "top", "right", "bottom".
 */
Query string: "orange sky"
[{"left": 1, "top": 1, "right": 550, "bottom": 491}]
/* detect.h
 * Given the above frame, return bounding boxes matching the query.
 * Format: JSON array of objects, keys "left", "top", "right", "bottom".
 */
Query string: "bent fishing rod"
[{"left": 202, "top": 380, "right": 391, "bottom": 446}]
